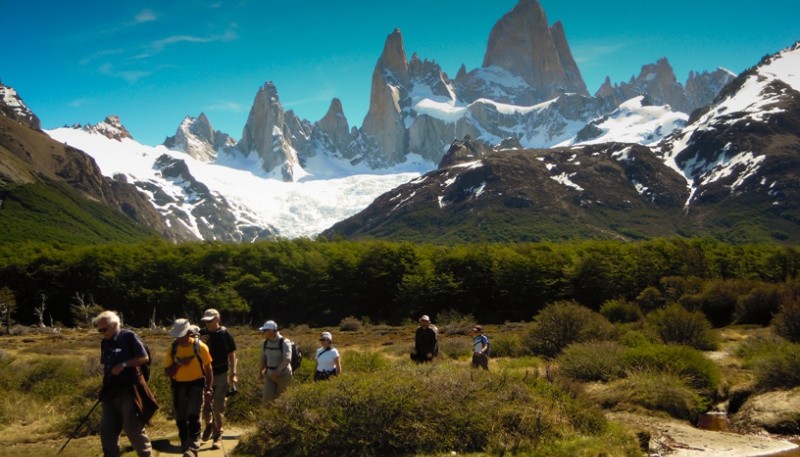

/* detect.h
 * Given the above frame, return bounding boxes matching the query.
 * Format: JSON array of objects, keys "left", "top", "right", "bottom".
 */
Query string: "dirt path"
[
  {"left": 610, "top": 412, "right": 798, "bottom": 457},
  {"left": 150, "top": 426, "right": 249, "bottom": 456}
]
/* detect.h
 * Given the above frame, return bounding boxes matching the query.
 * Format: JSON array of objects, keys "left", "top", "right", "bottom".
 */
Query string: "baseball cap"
[
  {"left": 200, "top": 308, "right": 220, "bottom": 322},
  {"left": 259, "top": 320, "right": 278, "bottom": 331}
]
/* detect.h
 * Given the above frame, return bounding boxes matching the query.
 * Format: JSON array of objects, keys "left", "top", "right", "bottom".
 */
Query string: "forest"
[{"left": 1, "top": 237, "right": 798, "bottom": 330}]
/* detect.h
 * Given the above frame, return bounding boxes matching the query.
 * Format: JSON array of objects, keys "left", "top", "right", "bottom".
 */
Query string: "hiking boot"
[
  {"left": 201, "top": 423, "right": 213, "bottom": 442},
  {"left": 182, "top": 450, "right": 198, "bottom": 457},
  {"left": 211, "top": 438, "right": 222, "bottom": 450}
]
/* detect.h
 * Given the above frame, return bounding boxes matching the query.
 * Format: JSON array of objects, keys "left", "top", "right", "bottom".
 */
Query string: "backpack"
[
  {"left": 263, "top": 337, "right": 302, "bottom": 371},
  {"left": 171, "top": 338, "right": 203, "bottom": 371},
  {"left": 141, "top": 344, "right": 153, "bottom": 382}
]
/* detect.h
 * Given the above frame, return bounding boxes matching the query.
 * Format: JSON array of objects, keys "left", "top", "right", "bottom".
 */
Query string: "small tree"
[
  {"left": 70, "top": 292, "right": 102, "bottom": 328},
  {"left": 0, "top": 287, "right": 17, "bottom": 334},
  {"left": 34, "top": 294, "right": 47, "bottom": 328}
]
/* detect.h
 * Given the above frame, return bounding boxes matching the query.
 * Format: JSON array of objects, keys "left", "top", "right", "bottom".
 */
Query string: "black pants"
[{"left": 172, "top": 379, "right": 204, "bottom": 452}]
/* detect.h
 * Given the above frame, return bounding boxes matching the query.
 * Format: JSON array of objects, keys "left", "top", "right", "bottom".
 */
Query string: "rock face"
[
  {"left": 77, "top": 115, "right": 134, "bottom": 141},
  {"left": 482, "top": 0, "right": 588, "bottom": 101},
  {"left": 238, "top": 82, "right": 305, "bottom": 181},
  {"left": 733, "top": 388, "right": 800, "bottom": 434},
  {"left": 163, "top": 113, "right": 235, "bottom": 162},
  {"left": 0, "top": 82, "right": 41, "bottom": 130},
  {"left": 596, "top": 59, "right": 736, "bottom": 115}
]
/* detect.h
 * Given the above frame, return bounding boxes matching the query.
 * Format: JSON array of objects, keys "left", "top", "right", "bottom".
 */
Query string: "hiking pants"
[
  {"left": 202, "top": 373, "right": 228, "bottom": 435},
  {"left": 172, "top": 380, "right": 204, "bottom": 452},
  {"left": 263, "top": 369, "right": 292, "bottom": 403},
  {"left": 100, "top": 388, "right": 152, "bottom": 457},
  {"left": 471, "top": 352, "right": 489, "bottom": 370}
]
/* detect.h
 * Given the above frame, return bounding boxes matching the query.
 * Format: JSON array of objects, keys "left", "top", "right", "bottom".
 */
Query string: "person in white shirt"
[{"left": 314, "top": 331, "right": 342, "bottom": 381}]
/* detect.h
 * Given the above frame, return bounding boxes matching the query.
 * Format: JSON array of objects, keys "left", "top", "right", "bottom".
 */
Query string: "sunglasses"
[{"left": 97, "top": 327, "right": 109, "bottom": 333}]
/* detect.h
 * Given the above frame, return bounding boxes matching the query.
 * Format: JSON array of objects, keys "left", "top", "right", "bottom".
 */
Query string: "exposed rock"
[
  {"left": 315, "top": 98, "right": 352, "bottom": 155},
  {"left": 482, "top": 0, "right": 588, "bottom": 101},
  {"left": 163, "top": 113, "right": 225, "bottom": 161},
  {"left": 78, "top": 115, "right": 134, "bottom": 141},
  {"left": 596, "top": 58, "right": 692, "bottom": 114},
  {"left": 732, "top": 388, "right": 800, "bottom": 434},
  {"left": 0, "top": 82, "right": 41, "bottom": 130},
  {"left": 685, "top": 68, "right": 737, "bottom": 113}
]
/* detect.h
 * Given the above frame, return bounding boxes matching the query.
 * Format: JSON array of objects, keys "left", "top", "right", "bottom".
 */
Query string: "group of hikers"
[{"left": 92, "top": 310, "right": 487, "bottom": 457}]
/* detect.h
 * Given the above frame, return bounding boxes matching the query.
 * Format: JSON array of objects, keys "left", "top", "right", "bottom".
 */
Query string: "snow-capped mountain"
[
  {"left": 0, "top": 81, "right": 41, "bottom": 130},
  {"left": 163, "top": 113, "right": 236, "bottom": 162},
  {"left": 46, "top": 124, "right": 425, "bottom": 240},
  {"left": 324, "top": 41, "right": 800, "bottom": 243}
]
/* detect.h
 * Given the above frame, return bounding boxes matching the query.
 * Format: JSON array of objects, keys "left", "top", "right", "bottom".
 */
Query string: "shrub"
[
  {"left": 339, "top": 316, "right": 362, "bottom": 332},
  {"left": 738, "top": 335, "right": 800, "bottom": 391},
  {"left": 236, "top": 364, "right": 632, "bottom": 456},
  {"left": 773, "top": 297, "right": 800, "bottom": 343},
  {"left": 734, "top": 282, "right": 781, "bottom": 325},
  {"left": 645, "top": 303, "right": 717, "bottom": 350},
  {"left": 636, "top": 287, "right": 664, "bottom": 312},
  {"left": 693, "top": 279, "right": 754, "bottom": 327},
  {"left": 524, "top": 301, "right": 616, "bottom": 357},
  {"left": 600, "top": 299, "right": 642, "bottom": 323},
  {"left": 437, "top": 337, "right": 472, "bottom": 360},
  {"left": 660, "top": 276, "right": 703, "bottom": 303},
  {"left": 621, "top": 344, "right": 720, "bottom": 393},
  {"left": 489, "top": 334, "right": 527, "bottom": 358},
  {"left": 558, "top": 341, "right": 627, "bottom": 382},
  {"left": 436, "top": 309, "right": 476, "bottom": 335},
  {"left": 343, "top": 350, "right": 390, "bottom": 373},
  {"left": 595, "top": 370, "right": 707, "bottom": 420}
]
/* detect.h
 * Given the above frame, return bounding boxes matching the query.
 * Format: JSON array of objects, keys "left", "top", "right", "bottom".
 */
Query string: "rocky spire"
[
  {"left": 80, "top": 115, "right": 134, "bottom": 141},
  {"left": 360, "top": 29, "right": 411, "bottom": 164},
  {"left": 482, "top": 0, "right": 588, "bottom": 101},
  {"left": 163, "top": 113, "right": 225, "bottom": 162},
  {"left": 317, "top": 98, "right": 351, "bottom": 149},
  {"left": 0, "top": 81, "right": 41, "bottom": 130}
]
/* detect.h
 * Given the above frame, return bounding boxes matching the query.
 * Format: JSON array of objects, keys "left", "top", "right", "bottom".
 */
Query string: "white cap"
[
  {"left": 169, "top": 318, "right": 192, "bottom": 338},
  {"left": 259, "top": 320, "right": 278, "bottom": 331},
  {"left": 420, "top": 315, "right": 430, "bottom": 322},
  {"left": 200, "top": 308, "right": 220, "bottom": 322},
  {"left": 320, "top": 331, "right": 333, "bottom": 341}
]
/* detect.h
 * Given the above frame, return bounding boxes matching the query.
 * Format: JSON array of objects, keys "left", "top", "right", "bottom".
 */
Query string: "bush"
[
  {"left": 339, "top": 316, "right": 362, "bottom": 332},
  {"left": 558, "top": 341, "right": 627, "bottom": 382},
  {"left": 524, "top": 301, "right": 616, "bottom": 357},
  {"left": 636, "top": 287, "right": 664, "bottom": 312},
  {"left": 343, "top": 350, "right": 390, "bottom": 373},
  {"left": 436, "top": 309, "right": 476, "bottom": 335},
  {"left": 735, "top": 282, "right": 781, "bottom": 325},
  {"left": 621, "top": 344, "right": 720, "bottom": 393},
  {"left": 489, "top": 334, "right": 527, "bottom": 358},
  {"left": 237, "top": 364, "right": 633, "bottom": 456},
  {"left": 738, "top": 335, "right": 800, "bottom": 391},
  {"left": 773, "top": 296, "right": 800, "bottom": 343},
  {"left": 600, "top": 299, "right": 642, "bottom": 323},
  {"left": 437, "top": 337, "right": 471, "bottom": 360},
  {"left": 645, "top": 303, "right": 717, "bottom": 350},
  {"left": 595, "top": 370, "right": 707, "bottom": 420}
]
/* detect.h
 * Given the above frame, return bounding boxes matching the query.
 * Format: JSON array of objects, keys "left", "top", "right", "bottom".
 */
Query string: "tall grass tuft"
[
  {"left": 645, "top": 303, "right": 718, "bottom": 350},
  {"left": 594, "top": 370, "right": 707, "bottom": 420},
  {"left": 237, "top": 364, "right": 636, "bottom": 456}
]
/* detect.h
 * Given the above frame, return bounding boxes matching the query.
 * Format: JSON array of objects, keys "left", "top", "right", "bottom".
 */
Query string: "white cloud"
[
  {"left": 572, "top": 42, "right": 630, "bottom": 64},
  {"left": 135, "top": 9, "right": 157, "bottom": 23},
  {"left": 205, "top": 101, "right": 244, "bottom": 112}
]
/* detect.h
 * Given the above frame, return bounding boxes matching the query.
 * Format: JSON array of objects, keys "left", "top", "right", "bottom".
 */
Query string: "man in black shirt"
[
  {"left": 411, "top": 314, "right": 438, "bottom": 363},
  {"left": 198, "top": 308, "right": 237, "bottom": 450},
  {"left": 95, "top": 310, "right": 158, "bottom": 457}
]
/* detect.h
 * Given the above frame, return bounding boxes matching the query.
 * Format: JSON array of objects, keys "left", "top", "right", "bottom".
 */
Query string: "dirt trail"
[{"left": 150, "top": 426, "right": 249, "bottom": 456}]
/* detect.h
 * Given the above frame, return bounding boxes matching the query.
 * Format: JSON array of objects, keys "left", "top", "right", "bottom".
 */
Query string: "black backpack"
[{"left": 263, "top": 337, "right": 302, "bottom": 371}]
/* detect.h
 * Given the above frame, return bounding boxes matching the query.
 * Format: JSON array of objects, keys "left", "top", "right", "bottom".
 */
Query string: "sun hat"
[
  {"left": 320, "top": 331, "right": 333, "bottom": 341},
  {"left": 169, "top": 318, "right": 192, "bottom": 338},
  {"left": 259, "top": 320, "right": 278, "bottom": 331},
  {"left": 200, "top": 308, "right": 220, "bottom": 322},
  {"left": 473, "top": 325, "right": 482, "bottom": 332},
  {"left": 420, "top": 315, "right": 430, "bottom": 322}
]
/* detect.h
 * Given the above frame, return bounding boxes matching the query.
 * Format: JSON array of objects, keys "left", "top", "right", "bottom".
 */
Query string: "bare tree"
[
  {"left": 70, "top": 292, "right": 101, "bottom": 327},
  {"left": 0, "top": 287, "right": 16, "bottom": 334},
  {"left": 34, "top": 294, "right": 47, "bottom": 328}
]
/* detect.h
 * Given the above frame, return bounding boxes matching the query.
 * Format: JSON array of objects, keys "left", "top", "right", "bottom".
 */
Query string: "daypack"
[
  {"left": 170, "top": 338, "right": 203, "bottom": 374},
  {"left": 263, "top": 336, "right": 302, "bottom": 371}
]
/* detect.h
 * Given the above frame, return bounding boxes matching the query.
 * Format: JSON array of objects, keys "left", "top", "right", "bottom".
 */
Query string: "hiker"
[
  {"left": 314, "top": 331, "right": 342, "bottom": 381},
  {"left": 471, "top": 325, "right": 489, "bottom": 370},
  {"left": 411, "top": 314, "right": 438, "bottom": 363},
  {"left": 94, "top": 310, "right": 158, "bottom": 457},
  {"left": 198, "top": 308, "right": 237, "bottom": 450},
  {"left": 164, "top": 318, "right": 213, "bottom": 457},
  {"left": 258, "top": 320, "right": 293, "bottom": 403}
]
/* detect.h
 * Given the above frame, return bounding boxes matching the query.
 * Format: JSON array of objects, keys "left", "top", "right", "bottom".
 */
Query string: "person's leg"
[
  {"left": 211, "top": 375, "right": 227, "bottom": 434},
  {"left": 119, "top": 389, "right": 153, "bottom": 457},
  {"left": 263, "top": 376, "right": 277, "bottom": 403},
  {"left": 274, "top": 371, "right": 293, "bottom": 399},
  {"left": 174, "top": 384, "right": 189, "bottom": 450},
  {"left": 100, "top": 398, "right": 123, "bottom": 457},
  {"left": 184, "top": 384, "right": 204, "bottom": 453}
]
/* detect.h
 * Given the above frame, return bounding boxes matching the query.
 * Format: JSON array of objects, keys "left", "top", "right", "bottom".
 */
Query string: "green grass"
[{"left": 0, "top": 180, "right": 154, "bottom": 245}]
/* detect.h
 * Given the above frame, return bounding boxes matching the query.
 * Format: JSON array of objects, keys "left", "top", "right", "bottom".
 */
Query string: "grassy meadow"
[{"left": 2, "top": 308, "right": 799, "bottom": 457}]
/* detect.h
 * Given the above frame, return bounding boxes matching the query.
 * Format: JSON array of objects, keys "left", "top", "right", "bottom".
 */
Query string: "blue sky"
[{"left": 2, "top": 0, "right": 797, "bottom": 146}]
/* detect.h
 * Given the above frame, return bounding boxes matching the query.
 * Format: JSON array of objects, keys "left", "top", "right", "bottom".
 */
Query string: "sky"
[{"left": 2, "top": 0, "right": 798, "bottom": 146}]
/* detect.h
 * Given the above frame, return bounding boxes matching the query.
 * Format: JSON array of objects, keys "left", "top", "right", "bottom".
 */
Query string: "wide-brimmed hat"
[
  {"left": 320, "top": 331, "right": 333, "bottom": 341},
  {"left": 169, "top": 318, "right": 192, "bottom": 338},
  {"left": 200, "top": 308, "right": 220, "bottom": 322},
  {"left": 259, "top": 320, "right": 278, "bottom": 331},
  {"left": 473, "top": 325, "right": 482, "bottom": 332},
  {"left": 420, "top": 315, "right": 430, "bottom": 322}
]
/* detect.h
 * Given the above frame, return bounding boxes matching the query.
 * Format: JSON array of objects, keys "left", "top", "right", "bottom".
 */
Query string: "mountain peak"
[
  {"left": 0, "top": 81, "right": 41, "bottom": 130},
  {"left": 78, "top": 115, "right": 133, "bottom": 141},
  {"left": 379, "top": 28, "right": 409, "bottom": 77},
  {"left": 482, "top": 0, "right": 588, "bottom": 101}
]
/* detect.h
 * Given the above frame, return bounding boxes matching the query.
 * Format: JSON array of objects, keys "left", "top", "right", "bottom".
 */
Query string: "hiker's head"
[
  {"left": 319, "top": 331, "right": 332, "bottom": 345},
  {"left": 169, "top": 318, "right": 193, "bottom": 343},
  {"left": 93, "top": 310, "right": 121, "bottom": 339},
  {"left": 259, "top": 320, "right": 278, "bottom": 338},
  {"left": 200, "top": 308, "right": 221, "bottom": 329},
  {"left": 473, "top": 325, "right": 483, "bottom": 334},
  {"left": 419, "top": 315, "right": 431, "bottom": 327}
]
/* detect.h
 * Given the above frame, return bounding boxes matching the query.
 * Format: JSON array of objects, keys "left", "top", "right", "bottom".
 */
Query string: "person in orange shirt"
[{"left": 164, "top": 319, "right": 213, "bottom": 457}]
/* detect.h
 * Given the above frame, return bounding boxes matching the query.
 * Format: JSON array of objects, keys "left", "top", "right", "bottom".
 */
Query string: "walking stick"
[{"left": 58, "top": 399, "right": 101, "bottom": 454}]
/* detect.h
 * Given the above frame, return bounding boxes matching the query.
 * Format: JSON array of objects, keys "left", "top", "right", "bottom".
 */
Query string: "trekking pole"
[{"left": 58, "top": 399, "right": 101, "bottom": 454}]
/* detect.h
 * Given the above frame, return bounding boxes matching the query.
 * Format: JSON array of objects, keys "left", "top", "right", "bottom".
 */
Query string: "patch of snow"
[{"left": 551, "top": 172, "right": 584, "bottom": 191}]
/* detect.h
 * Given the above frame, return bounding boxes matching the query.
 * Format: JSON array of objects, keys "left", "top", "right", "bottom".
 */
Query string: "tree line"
[{"left": 0, "top": 237, "right": 798, "bottom": 329}]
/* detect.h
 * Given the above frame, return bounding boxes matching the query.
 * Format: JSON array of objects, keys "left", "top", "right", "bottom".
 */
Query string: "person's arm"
[
  {"left": 275, "top": 339, "right": 291, "bottom": 372},
  {"left": 228, "top": 350, "right": 238, "bottom": 384},
  {"left": 258, "top": 347, "right": 266, "bottom": 382},
  {"left": 112, "top": 333, "right": 149, "bottom": 376},
  {"left": 203, "top": 363, "right": 214, "bottom": 399},
  {"left": 334, "top": 352, "right": 342, "bottom": 375}
]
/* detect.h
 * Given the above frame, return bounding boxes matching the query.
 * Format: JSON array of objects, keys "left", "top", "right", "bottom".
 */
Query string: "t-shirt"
[
  {"left": 473, "top": 334, "right": 489, "bottom": 354},
  {"left": 100, "top": 328, "right": 147, "bottom": 387},
  {"left": 164, "top": 337, "right": 213, "bottom": 382},
  {"left": 199, "top": 327, "right": 237, "bottom": 375},
  {"left": 261, "top": 333, "right": 292, "bottom": 374},
  {"left": 315, "top": 347, "right": 340, "bottom": 372}
]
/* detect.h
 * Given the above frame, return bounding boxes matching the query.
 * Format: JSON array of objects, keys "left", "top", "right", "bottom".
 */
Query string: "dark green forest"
[{"left": 1, "top": 237, "right": 798, "bottom": 328}]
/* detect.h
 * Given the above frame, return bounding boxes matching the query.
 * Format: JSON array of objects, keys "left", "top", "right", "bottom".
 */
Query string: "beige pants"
[
  {"left": 100, "top": 388, "right": 152, "bottom": 457},
  {"left": 263, "top": 369, "right": 292, "bottom": 403},
  {"left": 202, "top": 374, "right": 228, "bottom": 434}
]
